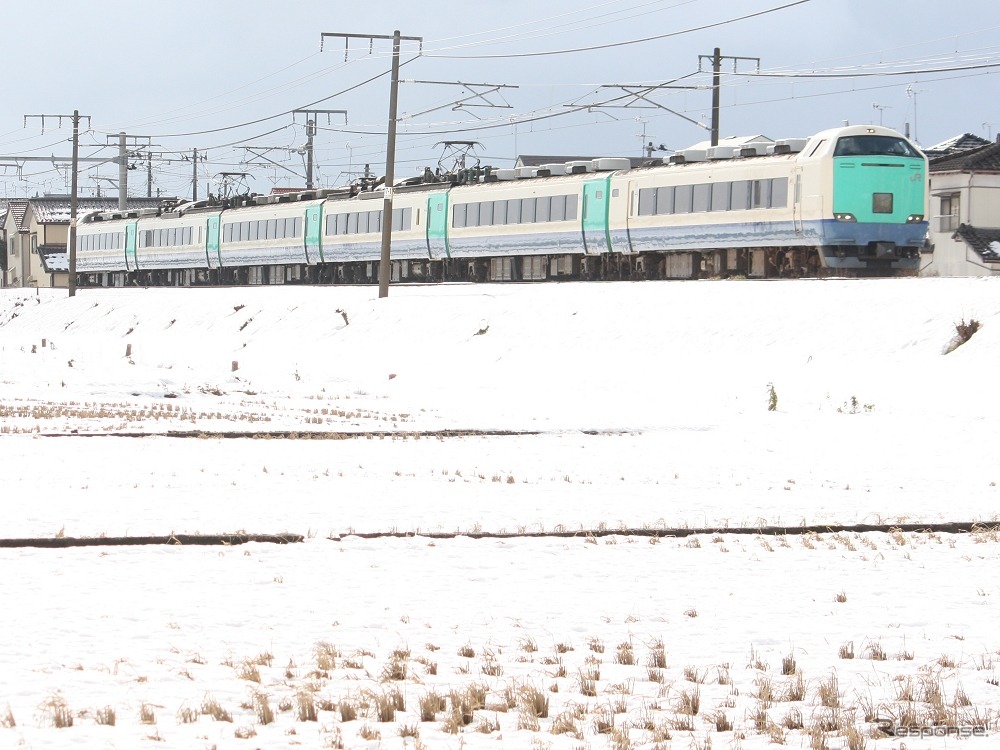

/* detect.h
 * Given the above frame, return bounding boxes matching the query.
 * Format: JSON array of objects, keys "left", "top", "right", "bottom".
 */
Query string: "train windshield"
[{"left": 834, "top": 135, "right": 920, "bottom": 158}]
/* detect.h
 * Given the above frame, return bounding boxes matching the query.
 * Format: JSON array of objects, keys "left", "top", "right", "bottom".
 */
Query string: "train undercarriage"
[{"left": 77, "top": 245, "right": 916, "bottom": 289}]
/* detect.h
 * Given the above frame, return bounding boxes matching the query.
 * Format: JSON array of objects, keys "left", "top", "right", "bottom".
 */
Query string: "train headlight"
[
  {"left": 834, "top": 213, "right": 856, "bottom": 222},
  {"left": 906, "top": 214, "right": 924, "bottom": 223}
]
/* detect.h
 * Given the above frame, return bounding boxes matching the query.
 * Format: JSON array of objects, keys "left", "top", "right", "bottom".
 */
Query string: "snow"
[{"left": 1, "top": 278, "right": 999, "bottom": 750}]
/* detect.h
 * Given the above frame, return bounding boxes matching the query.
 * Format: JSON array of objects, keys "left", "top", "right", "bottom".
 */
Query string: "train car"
[
  {"left": 602, "top": 124, "right": 926, "bottom": 278},
  {"left": 71, "top": 124, "right": 928, "bottom": 286}
]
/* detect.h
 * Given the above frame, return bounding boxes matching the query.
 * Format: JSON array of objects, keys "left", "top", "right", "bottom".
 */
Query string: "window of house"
[{"left": 939, "top": 193, "right": 960, "bottom": 231}]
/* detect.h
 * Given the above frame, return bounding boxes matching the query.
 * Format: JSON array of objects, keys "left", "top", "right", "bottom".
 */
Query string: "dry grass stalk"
[
  {"left": 835, "top": 592, "right": 848, "bottom": 603},
  {"left": 296, "top": 691, "right": 317, "bottom": 722},
  {"left": 593, "top": 707, "right": 615, "bottom": 734},
  {"left": 95, "top": 705, "right": 116, "bottom": 726},
  {"left": 818, "top": 674, "right": 840, "bottom": 708},
  {"left": 398, "top": 722, "right": 419, "bottom": 738},
  {"left": 748, "top": 645, "right": 768, "bottom": 671},
  {"left": 418, "top": 691, "right": 445, "bottom": 721},
  {"left": 40, "top": 694, "right": 74, "bottom": 729},
  {"left": 754, "top": 677, "right": 775, "bottom": 703},
  {"left": 238, "top": 661, "right": 261, "bottom": 683},
  {"left": 338, "top": 700, "right": 357, "bottom": 722},
  {"left": 200, "top": 695, "right": 232, "bottom": 722},
  {"left": 138, "top": 702, "right": 156, "bottom": 725},
  {"left": 782, "top": 652, "right": 797, "bottom": 674},
  {"left": 233, "top": 725, "right": 257, "bottom": 739},
  {"left": 252, "top": 691, "right": 275, "bottom": 725},
  {"left": 781, "top": 708, "right": 803, "bottom": 730},
  {"left": 1, "top": 704, "right": 14, "bottom": 728},
  {"left": 864, "top": 641, "right": 887, "bottom": 661},
  {"left": 314, "top": 641, "right": 339, "bottom": 671},
  {"left": 677, "top": 686, "right": 701, "bottom": 715},
  {"left": 808, "top": 722, "right": 828, "bottom": 750},
  {"left": 647, "top": 667, "right": 664, "bottom": 683},
  {"left": 579, "top": 667, "right": 599, "bottom": 697},
  {"left": 843, "top": 724, "right": 867, "bottom": 750},
  {"left": 381, "top": 655, "right": 408, "bottom": 681},
  {"left": 709, "top": 710, "right": 733, "bottom": 732},
  {"left": 616, "top": 640, "right": 636, "bottom": 665},
  {"left": 176, "top": 705, "right": 198, "bottom": 724},
  {"left": 550, "top": 710, "right": 583, "bottom": 737},
  {"left": 476, "top": 714, "right": 500, "bottom": 733},
  {"left": 785, "top": 672, "right": 806, "bottom": 702},
  {"left": 647, "top": 639, "right": 668, "bottom": 669},
  {"left": 519, "top": 684, "right": 550, "bottom": 719},
  {"left": 515, "top": 703, "right": 540, "bottom": 731},
  {"left": 588, "top": 636, "right": 606, "bottom": 654},
  {"left": 838, "top": 641, "right": 855, "bottom": 659},
  {"left": 458, "top": 643, "right": 476, "bottom": 658},
  {"left": 358, "top": 724, "right": 380, "bottom": 740}
]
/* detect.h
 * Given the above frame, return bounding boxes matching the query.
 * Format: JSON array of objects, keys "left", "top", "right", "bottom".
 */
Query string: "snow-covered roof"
[
  {"left": 37, "top": 243, "right": 68, "bottom": 273},
  {"left": 28, "top": 197, "right": 166, "bottom": 224},
  {"left": 924, "top": 132, "right": 991, "bottom": 156},
  {"left": 953, "top": 224, "right": 1000, "bottom": 261}
]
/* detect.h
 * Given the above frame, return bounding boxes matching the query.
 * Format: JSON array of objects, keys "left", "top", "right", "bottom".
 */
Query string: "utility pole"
[
  {"left": 106, "top": 132, "right": 153, "bottom": 210},
  {"left": 292, "top": 110, "right": 347, "bottom": 189},
  {"left": 321, "top": 30, "right": 422, "bottom": 298},
  {"left": 192, "top": 148, "right": 199, "bottom": 200},
  {"left": 697, "top": 48, "right": 759, "bottom": 146},
  {"left": 24, "top": 111, "right": 90, "bottom": 297}
]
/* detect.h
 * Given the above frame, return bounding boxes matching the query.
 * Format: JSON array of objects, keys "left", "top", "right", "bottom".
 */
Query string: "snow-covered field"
[{"left": 1, "top": 279, "right": 999, "bottom": 750}]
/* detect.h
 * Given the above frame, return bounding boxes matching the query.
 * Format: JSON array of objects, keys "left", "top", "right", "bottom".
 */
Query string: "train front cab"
[{"left": 820, "top": 128, "right": 927, "bottom": 275}]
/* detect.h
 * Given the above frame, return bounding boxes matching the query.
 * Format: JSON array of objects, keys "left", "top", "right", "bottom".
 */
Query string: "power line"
[{"left": 420, "top": 0, "right": 813, "bottom": 59}]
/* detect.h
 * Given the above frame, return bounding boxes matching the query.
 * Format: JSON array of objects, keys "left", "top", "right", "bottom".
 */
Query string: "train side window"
[
  {"left": 493, "top": 200, "right": 507, "bottom": 225},
  {"left": 656, "top": 187, "right": 674, "bottom": 215},
  {"left": 324, "top": 215, "right": 334, "bottom": 236},
  {"left": 711, "top": 182, "right": 731, "bottom": 212},
  {"left": 294, "top": 217, "right": 303, "bottom": 237},
  {"left": 520, "top": 197, "right": 536, "bottom": 223},
  {"left": 731, "top": 181, "right": 750, "bottom": 210},
  {"left": 674, "top": 185, "right": 693, "bottom": 213},
  {"left": 356, "top": 211, "right": 369, "bottom": 234},
  {"left": 222, "top": 224, "right": 233, "bottom": 243},
  {"left": 551, "top": 195, "right": 566, "bottom": 222},
  {"left": 480, "top": 201, "right": 494, "bottom": 226},
  {"left": 536, "top": 196, "right": 551, "bottom": 222},
  {"left": 243, "top": 222, "right": 252, "bottom": 241},
  {"left": 751, "top": 180, "right": 770, "bottom": 209},
  {"left": 770, "top": 178, "right": 788, "bottom": 208},
  {"left": 638, "top": 188, "right": 657, "bottom": 216},
  {"left": 347, "top": 213, "right": 358, "bottom": 234},
  {"left": 467, "top": 202, "right": 481, "bottom": 227},
  {"left": 373, "top": 210, "right": 384, "bottom": 233},
  {"left": 333, "top": 215, "right": 346, "bottom": 236},
  {"left": 453, "top": 204, "right": 467, "bottom": 228},
  {"left": 566, "top": 195, "right": 578, "bottom": 221},
  {"left": 507, "top": 198, "right": 522, "bottom": 224},
  {"left": 692, "top": 184, "right": 712, "bottom": 213}
]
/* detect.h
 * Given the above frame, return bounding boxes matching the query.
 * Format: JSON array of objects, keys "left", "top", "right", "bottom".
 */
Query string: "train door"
[
  {"left": 582, "top": 177, "right": 611, "bottom": 254},
  {"left": 426, "top": 192, "right": 449, "bottom": 258},
  {"left": 124, "top": 222, "right": 138, "bottom": 272},
  {"left": 305, "top": 205, "right": 322, "bottom": 263},
  {"left": 206, "top": 216, "right": 222, "bottom": 268},
  {"left": 793, "top": 168, "right": 803, "bottom": 235}
]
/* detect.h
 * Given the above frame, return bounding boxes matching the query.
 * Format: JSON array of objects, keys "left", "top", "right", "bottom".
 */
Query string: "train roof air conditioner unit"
[{"left": 592, "top": 157, "right": 632, "bottom": 171}]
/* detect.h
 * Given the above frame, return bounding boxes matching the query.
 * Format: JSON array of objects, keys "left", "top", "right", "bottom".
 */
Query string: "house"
[
  {"left": 924, "top": 138, "right": 1000, "bottom": 276},
  {"left": 1, "top": 196, "right": 165, "bottom": 288}
]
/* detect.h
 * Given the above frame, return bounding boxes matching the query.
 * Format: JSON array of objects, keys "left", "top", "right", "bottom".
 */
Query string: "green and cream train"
[{"left": 74, "top": 124, "right": 928, "bottom": 285}]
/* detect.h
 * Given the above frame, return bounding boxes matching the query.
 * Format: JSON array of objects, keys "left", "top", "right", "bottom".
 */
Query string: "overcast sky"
[{"left": 2, "top": 0, "right": 997, "bottom": 200}]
